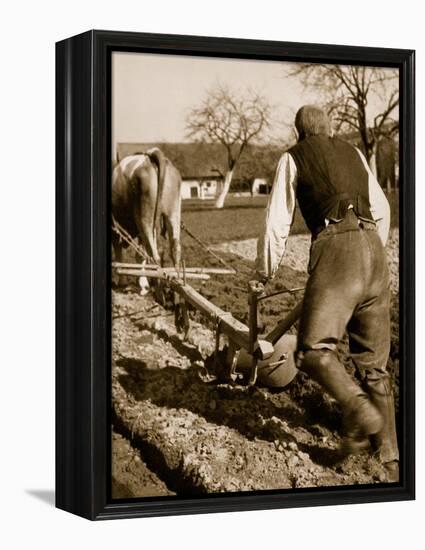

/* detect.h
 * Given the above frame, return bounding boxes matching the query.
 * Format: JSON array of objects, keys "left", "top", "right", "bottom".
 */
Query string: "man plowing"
[{"left": 254, "top": 105, "right": 399, "bottom": 481}]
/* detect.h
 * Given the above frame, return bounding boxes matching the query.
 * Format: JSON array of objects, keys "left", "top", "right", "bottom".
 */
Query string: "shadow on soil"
[
  {"left": 116, "top": 353, "right": 343, "bottom": 468},
  {"left": 112, "top": 410, "right": 202, "bottom": 496}
]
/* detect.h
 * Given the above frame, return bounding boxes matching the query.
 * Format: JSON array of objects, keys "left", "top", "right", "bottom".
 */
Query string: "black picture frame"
[{"left": 56, "top": 29, "right": 415, "bottom": 521}]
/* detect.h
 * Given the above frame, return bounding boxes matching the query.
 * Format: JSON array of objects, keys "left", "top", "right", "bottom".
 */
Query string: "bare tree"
[
  {"left": 186, "top": 84, "right": 272, "bottom": 208},
  {"left": 288, "top": 64, "right": 399, "bottom": 176}
]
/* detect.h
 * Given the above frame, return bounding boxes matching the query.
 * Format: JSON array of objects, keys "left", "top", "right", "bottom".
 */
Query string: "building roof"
[
  {"left": 117, "top": 133, "right": 397, "bottom": 186},
  {"left": 116, "top": 142, "right": 283, "bottom": 181}
]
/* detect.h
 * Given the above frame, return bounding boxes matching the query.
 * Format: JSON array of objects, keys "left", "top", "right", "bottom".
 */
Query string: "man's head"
[{"left": 295, "top": 105, "right": 331, "bottom": 141}]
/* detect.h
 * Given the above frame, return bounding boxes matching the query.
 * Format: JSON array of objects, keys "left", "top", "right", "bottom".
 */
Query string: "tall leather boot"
[
  {"left": 365, "top": 375, "right": 399, "bottom": 482},
  {"left": 300, "top": 350, "right": 383, "bottom": 454}
]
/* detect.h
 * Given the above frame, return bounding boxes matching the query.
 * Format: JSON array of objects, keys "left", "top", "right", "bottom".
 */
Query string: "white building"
[{"left": 181, "top": 177, "right": 221, "bottom": 199}]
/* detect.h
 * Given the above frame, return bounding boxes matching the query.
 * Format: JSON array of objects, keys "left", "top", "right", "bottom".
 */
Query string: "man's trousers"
[{"left": 297, "top": 210, "right": 399, "bottom": 463}]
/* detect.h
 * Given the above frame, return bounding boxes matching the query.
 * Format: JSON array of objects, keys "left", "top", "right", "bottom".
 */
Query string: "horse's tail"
[{"left": 147, "top": 148, "right": 167, "bottom": 249}]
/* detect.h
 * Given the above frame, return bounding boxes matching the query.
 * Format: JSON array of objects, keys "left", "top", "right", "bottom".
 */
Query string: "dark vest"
[{"left": 288, "top": 135, "right": 373, "bottom": 234}]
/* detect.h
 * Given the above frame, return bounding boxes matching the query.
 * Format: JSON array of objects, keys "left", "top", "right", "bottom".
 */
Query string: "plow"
[
  {"left": 112, "top": 258, "right": 303, "bottom": 388},
  {"left": 112, "top": 218, "right": 304, "bottom": 389}
]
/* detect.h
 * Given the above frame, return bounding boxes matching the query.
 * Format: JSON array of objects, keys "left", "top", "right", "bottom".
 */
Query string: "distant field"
[{"left": 182, "top": 192, "right": 399, "bottom": 244}]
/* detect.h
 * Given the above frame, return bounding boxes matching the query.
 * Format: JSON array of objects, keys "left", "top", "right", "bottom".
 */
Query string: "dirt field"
[{"left": 111, "top": 227, "right": 399, "bottom": 497}]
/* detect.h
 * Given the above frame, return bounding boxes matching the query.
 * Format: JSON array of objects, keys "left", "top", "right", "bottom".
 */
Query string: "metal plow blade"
[{"left": 235, "top": 334, "right": 298, "bottom": 388}]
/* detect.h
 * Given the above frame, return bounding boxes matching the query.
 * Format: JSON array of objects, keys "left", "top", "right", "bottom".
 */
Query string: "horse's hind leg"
[
  {"left": 164, "top": 213, "right": 181, "bottom": 269},
  {"left": 134, "top": 237, "right": 150, "bottom": 296},
  {"left": 137, "top": 221, "right": 160, "bottom": 265},
  {"left": 112, "top": 237, "right": 124, "bottom": 287}
]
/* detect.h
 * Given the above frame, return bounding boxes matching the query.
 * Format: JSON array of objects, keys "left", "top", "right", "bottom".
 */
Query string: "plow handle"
[
  {"left": 266, "top": 300, "right": 303, "bottom": 344},
  {"left": 247, "top": 281, "right": 266, "bottom": 385},
  {"left": 247, "top": 281, "right": 266, "bottom": 353}
]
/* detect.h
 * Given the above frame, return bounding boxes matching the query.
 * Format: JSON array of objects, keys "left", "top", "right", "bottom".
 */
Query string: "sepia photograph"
[
  {"left": 1, "top": 0, "right": 420, "bottom": 542},
  {"left": 110, "top": 51, "right": 401, "bottom": 498}
]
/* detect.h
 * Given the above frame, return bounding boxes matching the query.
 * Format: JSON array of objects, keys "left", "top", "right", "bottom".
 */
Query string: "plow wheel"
[{"left": 236, "top": 334, "right": 298, "bottom": 388}]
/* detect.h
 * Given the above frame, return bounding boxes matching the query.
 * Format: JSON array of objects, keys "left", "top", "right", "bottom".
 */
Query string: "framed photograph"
[{"left": 56, "top": 30, "right": 415, "bottom": 520}]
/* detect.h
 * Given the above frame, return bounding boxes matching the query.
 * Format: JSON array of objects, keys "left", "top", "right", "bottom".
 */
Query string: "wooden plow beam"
[
  {"left": 115, "top": 267, "right": 211, "bottom": 281},
  {"left": 169, "top": 278, "right": 250, "bottom": 351},
  {"left": 112, "top": 262, "right": 235, "bottom": 276},
  {"left": 111, "top": 259, "right": 302, "bottom": 387}
]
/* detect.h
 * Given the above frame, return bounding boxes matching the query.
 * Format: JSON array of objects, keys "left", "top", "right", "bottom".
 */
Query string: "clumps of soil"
[{"left": 111, "top": 230, "right": 400, "bottom": 496}]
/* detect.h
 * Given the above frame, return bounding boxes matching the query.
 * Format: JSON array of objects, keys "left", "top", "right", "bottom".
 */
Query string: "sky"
[{"left": 112, "top": 52, "right": 398, "bottom": 152}]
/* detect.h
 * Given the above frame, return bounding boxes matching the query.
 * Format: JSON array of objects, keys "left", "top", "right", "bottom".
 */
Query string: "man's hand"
[
  {"left": 248, "top": 279, "right": 266, "bottom": 297},
  {"left": 251, "top": 271, "right": 269, "bottom": 285}
]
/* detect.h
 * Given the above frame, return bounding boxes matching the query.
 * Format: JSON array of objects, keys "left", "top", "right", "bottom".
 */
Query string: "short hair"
[{"left": 295, "top": 105, "right": 331, "bottom": 140}]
